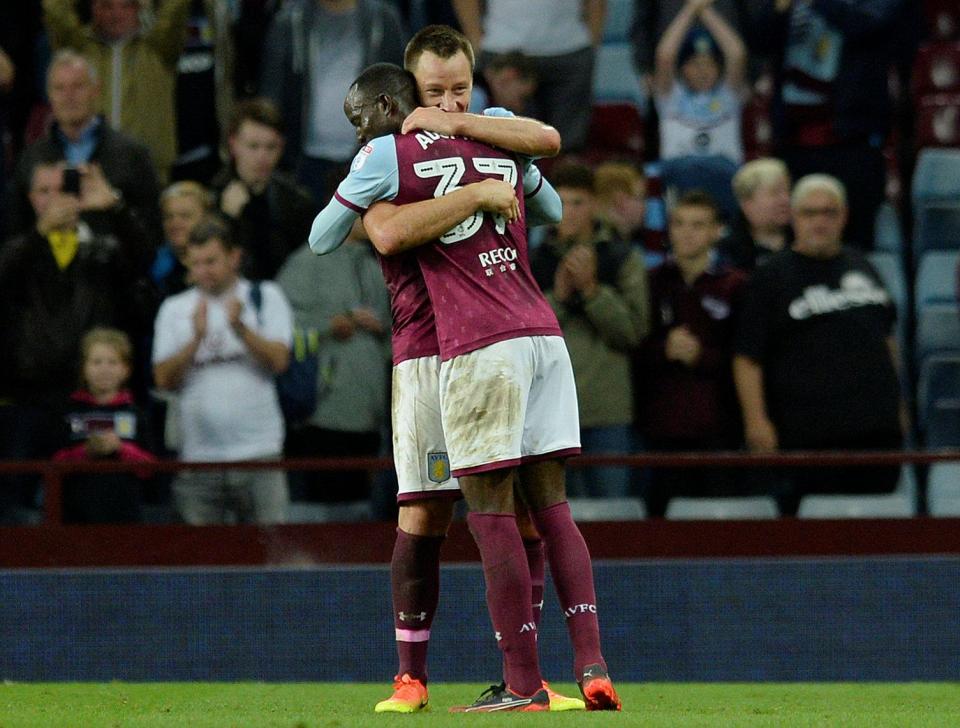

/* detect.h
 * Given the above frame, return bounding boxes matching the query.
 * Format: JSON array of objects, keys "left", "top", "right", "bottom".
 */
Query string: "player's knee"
[{"left": 398, "top": 499, "right": 455, "bottom": 536}]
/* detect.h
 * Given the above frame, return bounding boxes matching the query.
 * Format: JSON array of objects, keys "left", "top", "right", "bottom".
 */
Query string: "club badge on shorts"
[{"left": 427, "top": 452, "right": 451, "bottom": 483}]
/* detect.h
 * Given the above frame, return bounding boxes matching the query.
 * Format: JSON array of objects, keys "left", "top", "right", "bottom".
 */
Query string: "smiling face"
[{"left": 410, "top": 50, "right": 473, "bottom": 112}]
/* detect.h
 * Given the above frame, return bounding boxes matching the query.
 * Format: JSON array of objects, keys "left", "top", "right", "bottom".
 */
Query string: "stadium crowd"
[{"left": 0, "top": 0, "right": 955, "bottom": 525}]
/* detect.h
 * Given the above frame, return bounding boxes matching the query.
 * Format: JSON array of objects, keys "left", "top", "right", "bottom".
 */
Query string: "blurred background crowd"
[{"left": 1, "top": 0, "right": 958, "bottom": 525}]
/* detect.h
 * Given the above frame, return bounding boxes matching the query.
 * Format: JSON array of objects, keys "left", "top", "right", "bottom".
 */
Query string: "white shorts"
[
  {"left": 438, "top": 335, "right": 581, "bottom": 477},
  {"left": 392, "top": 356, "right": 460, "bottom": 501}
]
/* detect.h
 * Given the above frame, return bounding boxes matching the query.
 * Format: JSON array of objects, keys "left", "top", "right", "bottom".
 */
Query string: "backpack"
[{"left": 250, "top": 281, "right": 321, "bottom": 422}]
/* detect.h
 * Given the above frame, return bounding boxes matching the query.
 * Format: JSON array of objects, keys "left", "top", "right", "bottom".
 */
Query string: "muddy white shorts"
[
  {"left": 392, "top": 355, "right": 460, "bottom": 501},
  {"left": 438, "top": 335, "right": 581, "bottom": 477}
]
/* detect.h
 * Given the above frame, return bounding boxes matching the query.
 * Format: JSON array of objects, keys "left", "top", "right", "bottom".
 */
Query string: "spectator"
[
  {"left": 42, "top": 0, "right": 192, "bottom": 183},
  {"left": 733, "top": 174, "right": 904, "bottom": 515},
  {"left": 470, "top": 50, "right": 538, "bottom": 115},
  {"left": 636, "top": 190, "right": 746, "bottom": 516},
  {"left": 277, "top": 232, "right": 391, "bottom": 504},
  {"left": 171, "top": 0, "right": 236, "bottom": 184},
  {"left": 632, "top": 0, "right": 754, "bottom": 91},
  {"left": 751, "top": 0, "right": 913, "bottom": 250},
  {"left": 53, "top": 327, "right": 156, "bottom": 524},
  {"left": 259, "top": 0, "right": 407, "bottom": 202},
  {"left": 453, "top": 0, "right": 605, "bottom": 151},
  {"left": 153, "top": 180, "right": 211, "bottom": 300},
  {"left": 152, "top": 216, "right": 293, "bottom": 525},
  {"left": 718, "top": 157, "right": 792, "bottom": 271},
  {"left": 593, "top": 161, "right": 653, "bottom": 257},
  {"left": 654, "top": 0, "right": 748, "bottom": 222},
  {"left": 0, "top": 160, "right": 151, "bottom": 523},
  {"left": 210, "top": 98, "right": 315, "bottom": 281},
  {"left": 530, "top": 162, "right": 650, "bottom": 498},
  {"left": 7, "top": 50, "right": 163, "bottom": 251}
]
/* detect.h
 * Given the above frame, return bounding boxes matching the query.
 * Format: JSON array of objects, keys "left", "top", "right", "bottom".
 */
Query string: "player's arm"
[
  {"left": 523, "top": 163, "right": 563, "bottom": 227},
  {"left": 401, "top": 107, "right": 561, "bottom": 158},
  {"left": 362, "top": 179, "right": 519, "bottom": 256},
  {"left": 307, "top": 136, "right": 401, "bottom": 255}
]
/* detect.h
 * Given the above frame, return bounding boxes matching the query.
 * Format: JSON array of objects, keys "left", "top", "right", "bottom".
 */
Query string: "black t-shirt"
[{"left": 735, "top": 248, "right": 900, "bottom": 446}]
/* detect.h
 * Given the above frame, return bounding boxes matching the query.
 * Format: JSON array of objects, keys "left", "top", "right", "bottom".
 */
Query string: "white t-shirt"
[
  {"left": 656, "top": 81, "right": 744, "bottom": 165},
  {"left": 482, "top": 0, "right": 591, "bottom": 56},
  {"left": 152, "top": 279, "right": 293, "bottom": 462}
]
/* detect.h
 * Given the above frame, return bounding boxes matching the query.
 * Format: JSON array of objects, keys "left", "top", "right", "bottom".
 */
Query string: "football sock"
[
  {"left": 391, "top": 528, "right": 444, "bottom": 682},
  {"left": 529, "top": 501, "right": 606, "bottom": 677},
  {"left": 523, "top": 537, "right": 545, "bottom": 629},
  {"left": 467, "top": 512, "right": 542, "bottom": 696}
]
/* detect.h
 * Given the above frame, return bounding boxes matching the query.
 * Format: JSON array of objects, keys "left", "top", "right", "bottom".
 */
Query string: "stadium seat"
[
  {"left": 914, "top": 198, "right": 960, "bottom": 253},
  {"left": 874, "top": 202, "right": 905, "bottom": 252},
  {"left": 917, "top": 355, "right": 960, "bottom": 446},
  {"left": 593, "top": 42, "right": 647, "bottom": 108},
  {"left": 664, "top": 496, "right": 779, "bottom": 520},
  {"left": 584, "top": 102, "right": 645, "bottom": 161},
  {"left": 287, "top": 501, "right": 372, "bottom": 523},
  {"left": 796, "top": 492, "right": 916, "bottom": 518},
  {"left": 914, "top": 250, "right": 959, "bottom": 313},
  {"left": 916, "top": 93, "right": 960, "bottom": 150},
  {"left": 867, "top": 251, "right": 908, "bottom": 368},
  {"left": 912, "top": 147, "right": 960, "bottom": 203},
  {"left": 912, "top": 41, "right": 960, "bottom": 96},
  {"left": 915, "top": 305, "right": 960, "bottom": 365},
  {"left": 602, "top": 0, "right": 634, "bottom": 43},
  {"left": 924, "top": 0, "right": 960, "bottom": 41},
  {"left": 926, "top": 462, "right": 960, "bottom": 516},
  {"left": 568, "top": 497, "right": 646, "bottom": 521}
]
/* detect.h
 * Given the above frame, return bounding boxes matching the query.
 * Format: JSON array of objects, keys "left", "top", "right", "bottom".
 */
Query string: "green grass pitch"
[{"left": 2, "top": 682, "right": 959, "bottom": 727}]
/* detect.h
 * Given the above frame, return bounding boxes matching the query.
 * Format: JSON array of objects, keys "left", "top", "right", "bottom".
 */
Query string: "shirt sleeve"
[
  {"left": 734, "top": 266, "right": 777, "bottom": 361},
  {"left": 307, "top": 135, "right": 399, "bottom": 255},
  {"left": 258, "top": 282, "right": 295, "bottom": 346},
  {"left": 151, "top": 298, "right": 181, "bottom": 364}
]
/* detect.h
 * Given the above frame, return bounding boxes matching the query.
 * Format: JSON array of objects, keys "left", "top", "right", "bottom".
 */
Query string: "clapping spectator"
[
  {"left": 43, "top": 0, "right": 193, "bottom": 183},
  {"left": 152, "top": 217, "right": 293, "bottom": 525},
  {"left": 593, "top": 161, "right": 652, "bottom": 254},
  {"left": 531, "top": 163, "right": 650, "bottom": 498},
  {"left": 211, "top": 98, "right": 315, "bottom": 281},
  {"left": 636, "top": 191, "right": 746, "bottom": 516},
  {"left": 718, "top": 157, "right": 792, "bottom": 271},
  {"left": 654, "top": 0, "right": 748, "bottom": 220},
  {"left": 53, "top": 328, "right": 156, "bottom": 524}
]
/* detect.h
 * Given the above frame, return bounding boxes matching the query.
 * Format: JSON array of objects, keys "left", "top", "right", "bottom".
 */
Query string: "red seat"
[
  {"left": 916, "top": 93, "right": 960, "bottom": 149},
  {"left": 741, "top": 96, "right": 773, "bottom": 161},
  {"left": 924, "top": 0, "right": 960, "bottom": 40},
  {"left": 913, "top": 41, "right": 960, "bottom": 96},
  {"left": 583, "top": 103, "right": 645, "bottom": 163}
]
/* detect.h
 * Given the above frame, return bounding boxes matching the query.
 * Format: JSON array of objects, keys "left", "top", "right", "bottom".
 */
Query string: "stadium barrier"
[{"left": 3, "top": 453, "right": 960, "bottom": 682}]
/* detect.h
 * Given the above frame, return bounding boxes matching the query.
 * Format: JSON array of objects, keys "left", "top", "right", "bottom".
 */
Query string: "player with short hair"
[
  {"left": 310, "top": 25, "right": 586, "bottom": 714},
  {"left": 311, "top": 62, "right": 620, "bottom": 713}
]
